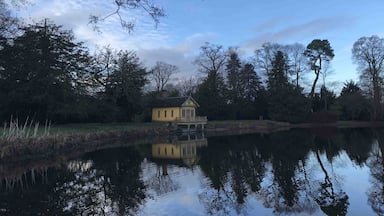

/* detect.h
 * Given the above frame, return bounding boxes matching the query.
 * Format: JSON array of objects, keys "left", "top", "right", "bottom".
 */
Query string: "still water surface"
[{"left": 1, "top": 128, "right": 384, "bottom": 215}]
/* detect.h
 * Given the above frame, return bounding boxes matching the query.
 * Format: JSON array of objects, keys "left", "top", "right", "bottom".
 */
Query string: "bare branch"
[
  {"left": 89, "top": 0, "right": 165, "bottom": 33},
  {"left": 150, "top": 61, "right": 178, "bottom": 92}
]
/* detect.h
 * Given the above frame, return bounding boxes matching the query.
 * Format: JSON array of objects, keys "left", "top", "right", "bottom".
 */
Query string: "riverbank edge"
[{"left": 1, "top": 120, "right": 384, "bottom": 161}]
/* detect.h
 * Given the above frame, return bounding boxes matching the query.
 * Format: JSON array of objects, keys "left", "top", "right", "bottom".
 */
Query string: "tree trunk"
[
  {"left": 296, "top": 72, "right": 299, "bottom": 88},
  {"left": 373, "top": 73, "right": 381, "bottom": 120},
  {"left": 310, "top": 70, "right": 320, "bottom": 99}
]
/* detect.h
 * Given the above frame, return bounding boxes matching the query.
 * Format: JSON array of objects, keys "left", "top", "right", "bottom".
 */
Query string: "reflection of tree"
[
  {"left": 314, "top": 150, "right": 349, "bottom": 216},
  {"left": 310, "top": 127, "right": 351, "bottom": 216},
  {"left": 54, "top": 163, "right": 112, "bottom": 215},
  {"left": 273, "top": 160, "right": 299, "bottom": 207},
  {"left": 1, "top": 129, "right": 381, "bottom": 215},
  {"left": 367, "top": 131, "right": 384, "bottom": 215},
  {"left": 0, "top": 146, "right": 147, "bottom": 216},
  {"left": 83, "top": 147, "right": 146, "bottom": 216},
  {"left": 148, "top": 164, "right": 179, "bottom": 195},
  {"left": 342, "top": 128, "right": 374, "bottom": 166},
  {"left": 259, "top": 130, "right": 317, "bottom": 215},
  {"left": 0, "top": 166, "right": 68, "bottom": 215},
  {"left": 197, "top": 180, "right": 231, "bottom": 215},
  {"left": 198, "top": 134, "right": 267, "bottom": 215}
]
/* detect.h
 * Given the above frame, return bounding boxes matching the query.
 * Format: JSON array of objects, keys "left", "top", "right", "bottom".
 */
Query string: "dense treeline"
[
  {"left": 0, "top": 19, "right": 151, "bottom": 123},
  {"left": 193, "top": 41, "right": 373, "bottom": 122},
  {"left": 0, "top": 16, "right": 383, "bottom": 124}
]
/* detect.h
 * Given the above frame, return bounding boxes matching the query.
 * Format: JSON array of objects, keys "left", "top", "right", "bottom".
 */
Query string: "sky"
[{"left": 13, "top": 0, "right": 384, "bottom": 93}]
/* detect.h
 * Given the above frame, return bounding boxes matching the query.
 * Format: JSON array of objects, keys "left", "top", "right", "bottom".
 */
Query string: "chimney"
[{"left": 161, "top": 90, "right": 168, "bottom": 98}]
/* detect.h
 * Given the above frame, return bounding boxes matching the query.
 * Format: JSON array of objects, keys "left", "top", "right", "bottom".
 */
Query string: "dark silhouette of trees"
[
  {"left": 225, "top": 49, "right": 264, "bottom": 119},
  {"left": 0, "top": 18, "right": 152, "bottom": 123},
  {"left": 312, "top": 86, "right": 336, "bottom": 112},
  {"left": 194, "top": 43, "right": 228, "bottom": 120},
  {"left": 195, "top": 72, "right": 228, "bottom": 120},
  {"left": 0, "top": 14, "right": 382, "bottom": 124},
  {"left": 0, "top": 19, "right": 93, "bottom": 122},
  {"left": 352, "top": 35, "right": 384, "bottom": 120},
  {"left": 226, "top": 50, "right": 242, "bottom": 105},
  {"left": 304, "top": 39, "right": 335, "bottom": 100},
  {"left": 337, "top": 81, "right": 371, "bottom": 120},
  {"left": 106, "top": 50, "right": 148, "bottom": 121},
  {"left": 266, "top": 51, "right": 308, "bottom": 122}
]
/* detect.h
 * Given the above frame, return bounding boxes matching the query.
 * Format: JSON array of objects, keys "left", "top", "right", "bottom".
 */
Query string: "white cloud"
[
  {"left": 18, "top": 0, "right": 170, "bottom": 50},
  {"left": 241, "top": 16, "right": 354, "bottom": 53},
  {"left": 175, "top": 32, "right": 217, "bottom": 53},
  {"left": 15, "top": 0, "right": 212, "bottom": 86}
]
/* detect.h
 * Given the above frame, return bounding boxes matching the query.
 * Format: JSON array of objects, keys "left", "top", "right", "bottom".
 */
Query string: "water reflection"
[
  {"left": 148, "top": 134, "right": 207, "bottom": 196},
  {"left": 0, "top": 147, "right": 147, "bottom": 215},
  {"left": 151, "top": 133, "right": 207, "bottom": 167},
  {"left": 366, "top": 132, "right": 384, "bottom": 216},
  {"left": 0, "top": 128, "right": 384, "bottom": 215}
]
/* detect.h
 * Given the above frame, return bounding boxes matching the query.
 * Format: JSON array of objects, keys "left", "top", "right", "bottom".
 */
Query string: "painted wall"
[{"left": 151, "top": 107, "right": 180, "bottom": 122}]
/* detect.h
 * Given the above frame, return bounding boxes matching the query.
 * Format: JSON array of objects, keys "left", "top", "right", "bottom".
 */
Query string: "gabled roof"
[{"left": 152, "top": 96, "right": 199, "bottom": 108}]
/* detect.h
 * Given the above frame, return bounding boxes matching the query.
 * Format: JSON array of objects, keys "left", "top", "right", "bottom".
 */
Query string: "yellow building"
[{"left": 151, "top": 96, "right": 207, "bottom": 131}]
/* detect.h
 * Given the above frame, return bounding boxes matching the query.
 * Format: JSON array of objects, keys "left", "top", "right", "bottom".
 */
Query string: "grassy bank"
[
  {"left": 0, "top": 122, "right": 170, "bottom": 160},
  {"left": 206, "top": 120, "right": 291, "bottom": 136},
  {"left": 1, "top": 119, "right": 384, "bottom": 161},
  {"left": 47, "top": 122, "right": 167, "bottom": 135},
  {"left": 0, "top": 120, "right": 290, "bottom": 160}
]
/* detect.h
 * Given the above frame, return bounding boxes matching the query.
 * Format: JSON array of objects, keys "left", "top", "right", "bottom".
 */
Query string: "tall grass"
[{"left": 1, "top": 117, "right": 51, "bottom": 142}]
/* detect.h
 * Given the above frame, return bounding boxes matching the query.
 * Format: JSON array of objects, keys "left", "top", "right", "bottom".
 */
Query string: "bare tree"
[
  {"left": 254, "top": 43, "right": 307, "bottom": 85},
  {"left": 352, "top": 35, "right": 384, "bottom": 120},
  {"left": 177, "top": 77, "right": 200, "bottom": 96},
  {"left": 287, "top": 43, "right": 308, "bottom": 88},
  {"left": 150, "top": 61, "right": 178, "bottom": 92},
  {"left": 254, "top": 42, "right": 283, "bottom": 77},
  {"left": 193, "top": 42, "right": 228, "bottom": 76},
  {"left": 92, "top": 45, "right": 115, "bottom": 89},
  {"left": 320, "top": 63, "right": 334, "bottom": 111}
]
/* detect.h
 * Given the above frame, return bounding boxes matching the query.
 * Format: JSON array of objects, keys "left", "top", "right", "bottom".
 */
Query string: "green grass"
[
  {"left": 0, "top": 121, "right": 167, "bottom": 138},
  {"left": 47, "top": 122, "right": 164, "bottom": 135}
]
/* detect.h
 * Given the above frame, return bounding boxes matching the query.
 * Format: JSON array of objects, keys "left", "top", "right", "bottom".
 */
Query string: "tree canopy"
[
  {"left": 304, "top": 39, "right": 334, "bottom": 100},
  {"left": 352, "top": 35, "right": 384, "bottom": 120},
  {"left": 0, "top": 15, "right": 383, "bottom": 123}
]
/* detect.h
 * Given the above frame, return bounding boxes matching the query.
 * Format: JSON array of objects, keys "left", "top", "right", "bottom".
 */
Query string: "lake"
[{"left": 1, "top": 128, "right": 383, "bottom": 215}]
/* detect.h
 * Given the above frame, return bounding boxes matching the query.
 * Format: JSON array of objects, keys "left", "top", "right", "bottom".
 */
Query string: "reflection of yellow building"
[{"left": 151, "top": 135, "right": 208, "bottom": 167}]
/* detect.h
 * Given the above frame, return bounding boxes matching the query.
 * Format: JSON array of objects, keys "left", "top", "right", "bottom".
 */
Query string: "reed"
[{"left": 1, "top": 117, "right": 51, "bottom": 142}]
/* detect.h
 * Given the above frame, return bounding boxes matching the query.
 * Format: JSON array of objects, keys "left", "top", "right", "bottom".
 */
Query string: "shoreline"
[{"left": 1, "top": 120, "right": 384, "bottom": 161}]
